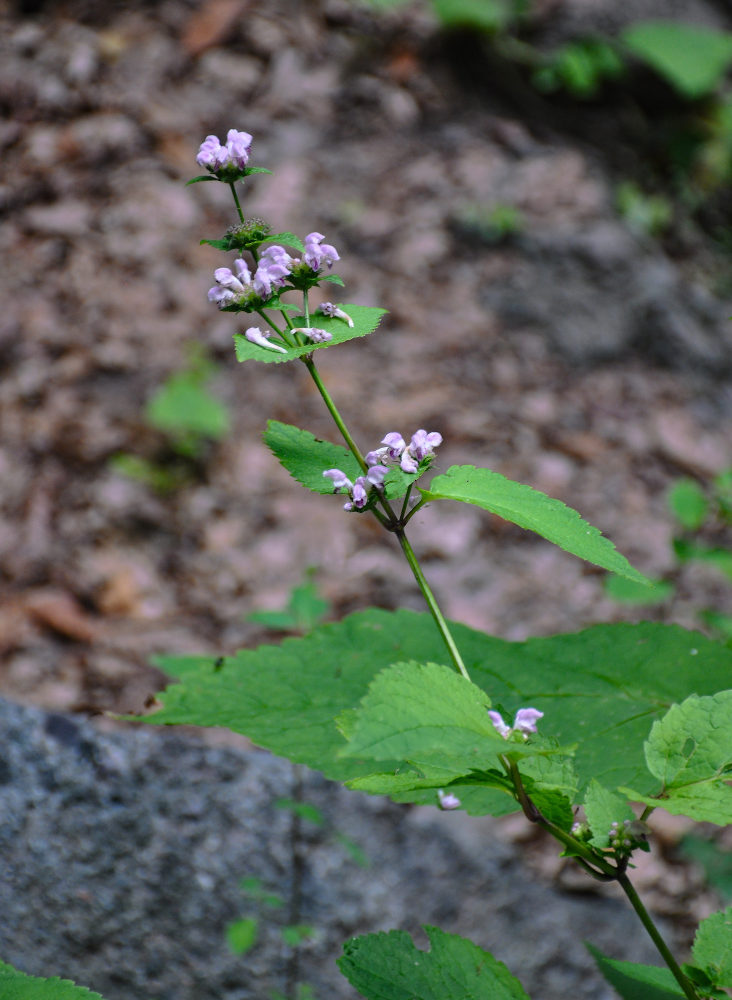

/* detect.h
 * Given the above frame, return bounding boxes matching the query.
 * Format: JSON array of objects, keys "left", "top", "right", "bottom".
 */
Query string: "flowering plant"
[{"left": 6, "top": 129, "right": 732, "bottom": 1000}]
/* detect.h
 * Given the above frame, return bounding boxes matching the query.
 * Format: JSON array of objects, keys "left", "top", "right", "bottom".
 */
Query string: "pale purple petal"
[
  {"left": 214, "top": 267, "right": 246, "bottom": 293},
  {"left": 381, "top": 432, "right": 406, "bottom": 460},
  {"left": 409, "top": 429, "right": 442, "bottom": 461},
  {"left": 234, "top": 258, "right": 253, "bottom": 284},
  {"left": 400, "top": 452, "right": 418, "bottom": 474},
  {"left": 513, "top": 708, "right": 543, "bottom": 734},
  {"left": 488, "top": 710, "right": 511, "bottom": 738},
  {"left": 225, "top": 129, "right": 252, "bottom": 169},
  {"left": 323, "top": 469, "right": 352, "bottom": 491},
  {"left": 365, "top": 447, "right": 388, "bottom": 467},
  {"left": 196, "top": 134, "right": 226, "bottom": 169},
  {"left": 292, "top": 327, "right": 333, "bottom": 344},
  {"left": 366, "top": 464, "right": 389, "bottom": 486},
  {"left": 438, "top": 789, "right": 461, "bottom": 810},
  {"left": 208, "top": 285, "right": 235, "bottom": 307},
  {"left": 352, "top": 480, "right": 368, "bottom": 509},
  {"left": 243, "top": 326, "right": 287, "bottom": 354}
]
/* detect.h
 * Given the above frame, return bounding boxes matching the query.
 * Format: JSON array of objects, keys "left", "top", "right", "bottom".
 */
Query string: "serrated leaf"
[
  {"left": 624, "top": 692, "right": 732, "bottom": 823},
  {"left": 263, "top": 421, "right": 362, "bottom": 494},
  {"left": 621, "top": 20, "right": 732, "bottom": 98},
  {"left": 0, "top": 961, "right": 107, "bottom": 1000},
  {"left": 233, "top": 305, "right": 387, "bottom": 364},
  {"left": 200, "top": 237, "right": 232, "bottom": 250},
  {"left": 339, "top": 660, "right": 504, "bottom": 770},
  {"left": 138, "top": 611, "right": 732, "bottom": 815},
  {"left": 321, "top": 273, "right": 345, "bottom": 286},
  {"left": 226, "top": 917, "right": 258, "bottom": 955},
  {"left": 587, "top": 944, "right": 684, "bottom": 999},
  {"left": 244, "top": 166, "right": 273, "bottom": 175},
  {"left": 420, "top": 465, "right": 648, "bottom": 583},
  {"left": 266, "top": 231, "right": 306, "bottom": 253},
  {"left": 693, "top": 907, "right": 732, "bottom": 988},
  {"left": 584, "top": 779, "right": 635, "bottom": 848},
  {"left": 668, "top": 478, "right": 709, "bottom": 530},
  {"left": 338, "top": 926, "right": 532, "bottom": 1000}
]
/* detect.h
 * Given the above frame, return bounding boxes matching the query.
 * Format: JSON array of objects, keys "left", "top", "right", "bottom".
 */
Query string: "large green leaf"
[
  {"left": 623, "top": 692, "right": 732, "bottom": 823},
  {"left": 587, "top": 945, "right": 684, "bottom": 1000},
  {"left": 693, "top": 907, "right": 732, "bottom": 989},
  {"left": 233, "top": 305, "right": 387, "bottom": 364},
  {"left": 140, "top": 611, "right": 732, "bottom": 815},
  {"left": 337, "top": 926, "right": 531, "bottom": 1000},
  {"left": 420, "top": 465, "right": 648, "bottom": 583},
  {"left": 622, "top": 21, "right": 732, "bottom": 99},
  {"left": 0, "top": 961, "right": 107, "bottom": 1000}
]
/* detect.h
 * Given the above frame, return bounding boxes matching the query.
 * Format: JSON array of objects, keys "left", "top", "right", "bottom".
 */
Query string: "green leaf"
[
  {"left": 146, "top": 372, "right": 229, "bottom": 439},
  {"left": 604, "top": 574, "right": 674, "bottom": 605},
  {"left": 431, "top": 0, "right": 511, "bottom": 34},
  {"left": 623, "top": 691, "right": 732, "bottom": 823},
  {"left": 138, "top": 611, "right": 732, "bottom": 817},
  {"left": 693, "top": 906, "right": 732, "bottom": 988},
  {"left": 233, "top": 305, "right": 387, "bottom": 364},
  {"left": 668, "top": 478, "right": 709, "bottom": 530},
  {"left": 339, "top": 660, "right": 504, "bottom": 771},
  {"left": 420, "top": 465, "right": 648, "bottom": 583},
  {"left": 246, "top": 572, "right": 330, "bottom": 633},
  {"left": 275, "top": 798, "right": 325, "bottom": 825},
  {"left": 0, "top": 961, "right": 107, "bottom": 1000},
  {"left": 185, "top": 174, "right": 219, "bottom": 185},
  {"left": 266, "top": 231, "right": 306, "bottom": 253},
  {"left": 584, "top": 779, "right": 635, "bottom": 848},
  {"left": 226, "top": 917, "right": 258, "bottom": 955},
  {"left": 281, "top": 924, "right": 314, "bottom": 946},
  {"left": 621, "top": 21, "right": 732, "bottom": 98},
  {"left": 680, "top": 835, "right": 732, "bottom": 900},
  {"left": 587, "top": 944, "right": 684, "bottom": 999},
  {"left": 673, "top": 539, "right": 732, "bottom": 582},
  {"left": 239, "top": 877, "right": 283, "bottom": 908},
  {"left": 338, "top": 926, "right": 532, "bottom": 1000},
  {"left": 263, "top": 421, "right": 361, "bottom": 495},
  {"left": 320, "top": 273, "right": 345, "bottom": 286}
]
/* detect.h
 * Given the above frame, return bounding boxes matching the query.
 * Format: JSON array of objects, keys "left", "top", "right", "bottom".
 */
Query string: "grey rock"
[
  {"left": 1, "top": 698, "right": 671, "bottom": 1000},
  {"left": 481, "top": 222, "right": 732, "bottom": 371}
]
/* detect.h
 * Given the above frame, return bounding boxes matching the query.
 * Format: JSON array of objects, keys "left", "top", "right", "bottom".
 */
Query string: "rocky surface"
[{"left": 0, "top": 696, "right": 677, "bottom": 1000}]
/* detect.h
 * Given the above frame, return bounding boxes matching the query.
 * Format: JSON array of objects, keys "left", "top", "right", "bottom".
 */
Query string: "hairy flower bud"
[{"left": 243, "top": 326, "right": 287, "bottom": 354}]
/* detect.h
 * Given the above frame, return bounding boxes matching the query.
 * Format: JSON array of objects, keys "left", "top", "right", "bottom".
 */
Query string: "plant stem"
[
  {"left": 396, "top": 529, "right": 471, "bottom": 681},
  {"left": 616, "top": 871, "right": 699, "bottom": 1000},
  {"left": 229, "top": 182, "right": 245, "bottom": 223},
  {"left": 302, "top": 358, "right": 368, "bottom": 472}
]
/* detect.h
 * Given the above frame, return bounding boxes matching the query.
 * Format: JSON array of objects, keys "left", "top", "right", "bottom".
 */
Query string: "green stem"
[
  {"left": 256, "top": 309, "right": 296, "bottom": 348},
  {"left": 396, "top": 529, "right": 470, "bottom": 681},
  {"left": 302, "top": 358, "right": 368, "bottom": 472},
  {"left": 616, "top": 872, "right": 699, "bottom": 1000},
  {"left": 401, "top": 495, "right": 427, "bottom": 527},
  {"left": 229, "top": 182, "right": 245, "bottom": 224}
]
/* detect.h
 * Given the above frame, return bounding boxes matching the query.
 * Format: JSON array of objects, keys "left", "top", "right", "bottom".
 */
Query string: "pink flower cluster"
[
  {"left": 323, "top": 465, "right": 389, "bottom": 512},
  {"left": 366, "top": 429, "right": 442, "bottom": 475},
  {"left": 196, "top": 130, "right": 252, "bottom": 173},
  {"left": 207, "top": 250, "right": 290, "bottom": 309}
]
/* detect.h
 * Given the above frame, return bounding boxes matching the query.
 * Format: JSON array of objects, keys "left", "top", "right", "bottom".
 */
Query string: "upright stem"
[
  {"left": 229, "top": 182, "right": 245, "bottom": 223},
  {"left": 302, "top": 358, "right": 368, "bottom": 472},
  {"left": 616, "top": 872, "right": 699, "bottom": 1000},
  {"left": 396, "top": 529, "right": 471, "bottom": 681}
]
